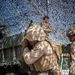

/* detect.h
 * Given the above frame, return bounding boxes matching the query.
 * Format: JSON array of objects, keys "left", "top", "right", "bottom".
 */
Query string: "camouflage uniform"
[
  {"left": 40, "top": 20, "right": 62, "bottom": 67},
  {"left": 67, "top": 27, "right": 75, "bottom": 75},
  {"left": 22, "top": 25, "right": 61, "bottom": 75},
  {"left": 40, "top": 21, "right": 56, "bottom": 54}
]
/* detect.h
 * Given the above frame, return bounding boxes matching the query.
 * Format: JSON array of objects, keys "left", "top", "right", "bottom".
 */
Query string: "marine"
[
  {"left": 22, "top": 24, "right": 62, "bottom": 75},
  {"left": 67, "top": 27, "right": 75, "bottom": 75}
]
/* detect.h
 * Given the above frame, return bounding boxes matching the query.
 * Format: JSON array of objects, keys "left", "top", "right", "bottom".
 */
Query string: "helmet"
[
  {"left": 67, "top": 27, "right": 75, "bottom": 37},
  {"left": 25, "top": 25, "right": 46, "bottom": 41}
]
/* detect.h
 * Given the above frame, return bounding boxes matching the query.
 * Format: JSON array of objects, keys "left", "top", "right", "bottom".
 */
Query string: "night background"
[{"left": 0, "top": 0, "right": 75, "bottom": 45}]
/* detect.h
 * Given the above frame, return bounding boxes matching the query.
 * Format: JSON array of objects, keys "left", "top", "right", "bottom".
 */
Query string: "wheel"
[
  {"left": 5, "top": 73, "right": 16, "bottom": 75},
  {"left": 5, "top": 66, "right": 16, "bottom": 75}
]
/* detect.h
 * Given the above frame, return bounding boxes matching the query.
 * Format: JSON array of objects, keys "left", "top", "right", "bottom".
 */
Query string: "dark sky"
[{"left": 0, "top": 0, "right": 75, "bottom": 45}]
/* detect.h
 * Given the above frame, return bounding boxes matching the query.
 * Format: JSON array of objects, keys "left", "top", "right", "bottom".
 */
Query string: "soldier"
[
  {"left": 67, "top": 27, "right": 75, "bottom": 75},
  {"left": 40, "top": 16, "right": 55, "bottom": 50},
  {"left": 40, "top": 16, "right": 53, "bottom": 36},
  {"left": 40, "top": 16, "right": 60, "bottom": 60},
  {"left": 22, "top": 24, "right": 62, "bottom": 75}
]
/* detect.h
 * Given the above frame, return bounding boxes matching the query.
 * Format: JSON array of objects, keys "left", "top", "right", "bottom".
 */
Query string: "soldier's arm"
[
  {"left": 45, "top": 25, "right": 54, "bottom": 32},
  {"left": 23, "top": 41, "right": 48, "bottom": 65},
  {"left": 44, "top": 28, "right": 53, "bottom": 32}
]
